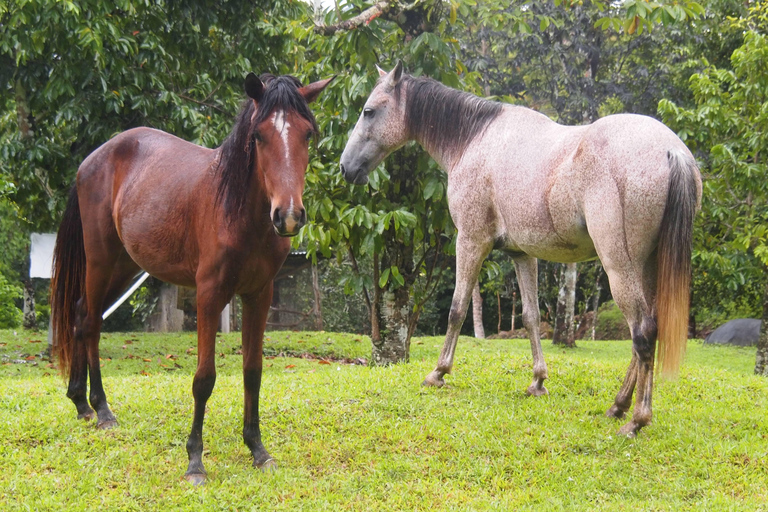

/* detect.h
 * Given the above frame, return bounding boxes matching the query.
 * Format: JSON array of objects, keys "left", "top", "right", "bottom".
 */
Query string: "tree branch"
[{"left": 314, "top": 0, "right": 392, "bottom": 35}]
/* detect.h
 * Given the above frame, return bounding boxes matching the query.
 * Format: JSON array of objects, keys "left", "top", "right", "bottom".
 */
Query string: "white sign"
[{"left": 29, "top": 233, "right": 57, "bottom": 279}]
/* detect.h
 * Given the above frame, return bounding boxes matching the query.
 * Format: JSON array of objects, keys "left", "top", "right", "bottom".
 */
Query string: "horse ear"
[
  {"left": 389, "top": 60, "right": 404, "bottom": 85},
  {"left": 298, "top": 76, "right": 336, "bottom": 104},
  {"left": 376, "top": 64, "right": 387, "bottom": 77},
  {"left": 244, "top": 73, "right": 264, "bottom": 102}
]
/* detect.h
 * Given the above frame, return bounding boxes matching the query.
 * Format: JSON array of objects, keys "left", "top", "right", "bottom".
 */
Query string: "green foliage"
[
  {"left": 0, "top": 0, "right": 300, "bottom": 230},
  {"left": 1, "top": 329, "right": 766, "bottom": 509},
  {"left": 0, "top": 274, "right": 23, "bottom": 328},
  {"left": 595, "top": 300, "right": 631, "bottom": 341},
  {"left": 659, "top": 2, "right": 768, "bottom": 323}
]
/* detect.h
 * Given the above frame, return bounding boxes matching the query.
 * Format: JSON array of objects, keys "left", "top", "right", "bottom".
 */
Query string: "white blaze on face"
[
  {"left": 271, "top": 109, "right": 301, "bottom": 233},
  {"left": 272, "top": 110, "right": 292, "bottom": 166}
]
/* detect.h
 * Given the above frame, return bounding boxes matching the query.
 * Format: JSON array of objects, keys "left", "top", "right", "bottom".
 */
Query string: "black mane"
[
  {"left": 395, "top": 75, "right": 503, "bottom": 162},
  {"left": 215, "top": 74, "right": 318, "bottom": 220}
]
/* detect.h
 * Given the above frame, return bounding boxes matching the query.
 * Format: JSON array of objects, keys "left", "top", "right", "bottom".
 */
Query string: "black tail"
[
  {"left": 656, "top": 149, "right": 700, "bottom": 377},
  {"left": 50, "top": 186, "right": 86, "bottom": 378}
]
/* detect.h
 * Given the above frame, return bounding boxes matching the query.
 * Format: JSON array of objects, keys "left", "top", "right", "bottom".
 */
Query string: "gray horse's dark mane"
[{"left": 395, "top": 75, "right": 503, "bottom": 160}]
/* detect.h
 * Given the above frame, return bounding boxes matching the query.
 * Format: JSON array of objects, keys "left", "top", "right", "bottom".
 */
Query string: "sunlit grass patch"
[{"left": 1, "top": 330, "right": 766, "bottom": 510}]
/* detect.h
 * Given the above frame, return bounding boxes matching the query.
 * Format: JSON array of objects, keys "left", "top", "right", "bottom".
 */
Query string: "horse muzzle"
[
  {"left": 339, "top": 162, "right": 370, "bottom": 185},
  {"left": 271, "top": 206, "right": 306, "bottom": 237}
]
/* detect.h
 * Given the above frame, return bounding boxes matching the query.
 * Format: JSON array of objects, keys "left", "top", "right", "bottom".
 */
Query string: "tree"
[{"left": 659, "top": 2, "right": 768, "bottom": 374}]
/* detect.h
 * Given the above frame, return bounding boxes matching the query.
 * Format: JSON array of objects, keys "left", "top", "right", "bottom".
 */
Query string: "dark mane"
[
  {"left": 215, "top": 74, "right": 318, "bottom": 220},
  {"left": 396, "top": 75, "right": 503, "bottom": 162}
]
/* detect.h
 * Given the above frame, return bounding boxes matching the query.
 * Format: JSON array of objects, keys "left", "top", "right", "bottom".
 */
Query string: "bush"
[
  {"left": 595, "top": 300, "right": 631, "bottom": 340},
  {"left": 0, "top": 274, "right": 23, "bottom": 328}
]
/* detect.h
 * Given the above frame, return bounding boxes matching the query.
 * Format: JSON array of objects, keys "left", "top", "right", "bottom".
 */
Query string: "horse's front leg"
[
  {"left": 240, "top": 285, "right": 276, "bottom": 470},
  {"left": 514, "top": 255, "right": 548, "bottom": 396},
  {"left": 183, "top": 281, "right": 228, "bottom": 486},
  {"left": 423, "top": 233, "right": 490, "bottom": 387}
]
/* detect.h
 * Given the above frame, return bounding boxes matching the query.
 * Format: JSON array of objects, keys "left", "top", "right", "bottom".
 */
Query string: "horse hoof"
[
  {"left": 526, "top": 384, "right": 548, "bottom": 397},
  {"left": 617, "top": 421, "right": 641, "bottom": 438},
  {"left": 77, "top": 410, "right": 95, "bottom": 421},
  {"left": 605, "top": 405, "right": 626, "bottom": 419},
  {"left": 183, "top": 472, "right": 207, "bottom": 486},
  {"left": 97, "top": 419, "right": 118, "bottom": 430},
  {"left": 422, "top": 372, "right": 445, "bottom": 388},
  {"left": 255, "top": 458, "right": 277, "bottom": 472}
]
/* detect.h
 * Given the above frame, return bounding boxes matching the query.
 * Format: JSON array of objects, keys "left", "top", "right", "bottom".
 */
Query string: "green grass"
[{"left": 1, "top": 329, "right": 766, "bottom": 511}]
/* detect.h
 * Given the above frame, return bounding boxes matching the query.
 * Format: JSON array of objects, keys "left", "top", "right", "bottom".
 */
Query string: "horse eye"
[
  {"left": 254, "top": 132, "right": 263, "bottom": 143},
  {"left": 305, "top": 131, "right": 313, "bottom": 141},
  {"left": 363, "top": 108, "right": 375, "bottom": 119}
]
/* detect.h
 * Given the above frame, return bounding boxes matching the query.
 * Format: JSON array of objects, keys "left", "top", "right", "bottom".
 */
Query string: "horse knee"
[
  {"left": 447, "top": 304, "right": 466, "bottom": 327},
  {"left": 632, "top": 316, "right": 658, "bottom": 362},
  {"left": 192, "top": 373, "right": 216, "bottom": 403},
  {"left": 522, "top": 309, "right": 540, "bottom": 332}
]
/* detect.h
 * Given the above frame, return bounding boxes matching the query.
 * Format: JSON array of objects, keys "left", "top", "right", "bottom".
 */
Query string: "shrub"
[
  {"left": 595, "top": 300, "right": 631, "bottom": 340},
  {"left": 0, "top": 274, "right": 23, "bottom": 328}
]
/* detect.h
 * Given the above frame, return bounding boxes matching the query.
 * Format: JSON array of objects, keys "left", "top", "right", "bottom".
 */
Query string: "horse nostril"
[
  {"left": 272, "top": 208, "right": 281, "bottom": 226},
  {"left": 299, "top": 208, "right": 306, "bottom": 225}
]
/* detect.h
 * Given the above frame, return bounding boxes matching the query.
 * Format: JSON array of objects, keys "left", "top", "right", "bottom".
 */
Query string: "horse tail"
[
  {"left": 656, "top": 148, "right": 699, "bottom": 378},
  {"left": 50, "top": 186, "right": 86, "bottom": 379}
]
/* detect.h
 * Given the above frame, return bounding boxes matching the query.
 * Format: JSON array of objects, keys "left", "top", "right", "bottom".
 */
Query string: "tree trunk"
[
  {"left": 472, "top": 280, "right": 485, "bottom": 339},
  {"left": 754, "top": 276, "right": 768, "bottom": 376},
  {"left": 372, "top": 288, "right": 411, "bottom": 365},
  {"left": 370, "top": 149, "right": 417, "bottom": 365},
  {"left": 311, "top": 262, "right": 323, "bottom": 331},
  {"left": 553, "top": 263, "right": 577, "bottom": 347},
  {"left": 148, "top": 283, "right": 184, "bottom": 332},
  {"left": 22, "top": 279, "right": 36, "bottom": 329},
  {"left": 511, "top": 290, "right": 516, "bottom": 331},
  {"left": 591, "top": 266, "right": 602, "bottom": 341}
]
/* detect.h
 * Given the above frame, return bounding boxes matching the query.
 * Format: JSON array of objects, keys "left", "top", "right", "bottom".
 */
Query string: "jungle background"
[{"left": 1, "top": 0, "right": 767, "bottom": 371}]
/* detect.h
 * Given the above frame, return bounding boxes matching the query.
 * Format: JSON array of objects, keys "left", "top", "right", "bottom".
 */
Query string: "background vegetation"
[{"left": 1, "top": 2, "right": 766, "bottom": 356}]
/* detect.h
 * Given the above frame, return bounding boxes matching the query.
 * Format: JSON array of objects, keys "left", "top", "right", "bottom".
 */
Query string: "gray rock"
[{"left": 704, "top": 318, "right": 762, "bottom": 347}]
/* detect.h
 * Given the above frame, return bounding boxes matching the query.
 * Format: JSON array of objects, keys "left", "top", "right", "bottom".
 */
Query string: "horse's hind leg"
[
  {"left": 68, "top": 295, "right": 94, "bottom": 421},
  {"left": 605, "top": 353, "right": 638, "bottom": 419},
  {"left": 514, "top": 255, "right": 548, "bottom": 396},
  {"left": 601, "top": 264, "right": 657, "bottom": 436}
]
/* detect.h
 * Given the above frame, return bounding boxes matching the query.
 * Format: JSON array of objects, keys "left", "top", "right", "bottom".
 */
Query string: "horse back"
[{"left": 76, "top": 127, "right": 218, "bottom": 286}]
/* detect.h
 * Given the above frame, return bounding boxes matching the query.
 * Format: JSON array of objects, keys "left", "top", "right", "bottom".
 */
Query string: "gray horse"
[{"left": 340, "top": 63, "right": 701, "bottom": 436}]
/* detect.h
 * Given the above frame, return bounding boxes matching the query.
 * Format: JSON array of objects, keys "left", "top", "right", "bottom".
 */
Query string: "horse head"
[
  {"left": 245, "top": 73, "right": 333, "bottom": 236},
  {"left": 340, "top": 61, "right": 409, "bottom": 185}
]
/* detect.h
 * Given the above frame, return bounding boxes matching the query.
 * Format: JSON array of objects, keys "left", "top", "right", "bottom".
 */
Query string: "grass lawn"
[{"left": 1, "top": 329, "right": 766, "bottom": 511}]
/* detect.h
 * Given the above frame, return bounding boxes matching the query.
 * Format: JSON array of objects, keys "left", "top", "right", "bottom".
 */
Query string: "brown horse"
[
  {"left": 50, "top": 73, "right": 332, "bottom": 484},
  {"left": 340, "top": 63, "right": 701, "bottom": 437}
]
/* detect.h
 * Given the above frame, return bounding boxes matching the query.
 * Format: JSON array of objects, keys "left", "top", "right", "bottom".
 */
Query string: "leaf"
[
  {"left": 318, "top": 360, "right": 331, "bottom": 365},
  {"left": 285, "top": 364, "right": 296, "bottom": 369},
  {"left": 379, "top": 267, "right": 391, "bottom": 288}
]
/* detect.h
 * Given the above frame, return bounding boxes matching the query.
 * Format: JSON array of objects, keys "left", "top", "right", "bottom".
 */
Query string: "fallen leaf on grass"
[
  {"left": 45, "top": 363, "right": 56, "bottom": 369},
  {"left": 318, "top": 360, "right": 331, "bottom": 365},
  {"left": 143, "top": 358, "right": 152, "bottom": 362},
  {"left": 124, "top": 340, "right": 133, "bottom": 344},
  {"left": 28, "top": 339, "right": 42, "bottom": 343},
  {"left": 0, "top": 343, "right": 6, "bottom": 347},
  {"left": 165, "top": 354, "right": 177, "bottom": 359},
  {"left": 140, "top": 370, "right": 150, "bottom": 376},
  {"left": 285, "top": 364, "right": 296, "bottom": 369},
  {"left": 25, "top": 355, "right": 36, "bottom": 361},
  {"left": 265, "top": 356, "right": 275, "bottom": 360}
]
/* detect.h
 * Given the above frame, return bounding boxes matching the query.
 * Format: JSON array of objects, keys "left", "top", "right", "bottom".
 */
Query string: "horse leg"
[
  {"left": 423, "top": 234, "right": 490, "bottom": 387},
  {"left": 241, "top": 285, "right": 276, "bottom": 470},
  {"left": 67, "top": 296, "right": 94, "bottom": 421},
  {"left": 605, "top": 353, "right": 638, "bottom": 419},
  {"left": 84, "top": 255, "right": 143, "bottom": 428},
  {"left": 617, "top": 315, "right": 657, "bottom": 437},
  {"left": 184, "top": 280, "right": 229, "bottom": 485},
  {"left": 514, "top": 255, "right": 548, "bottom": 396},
  {"left": 600, "top": 263, "right": 657, "bottom": 436}
]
